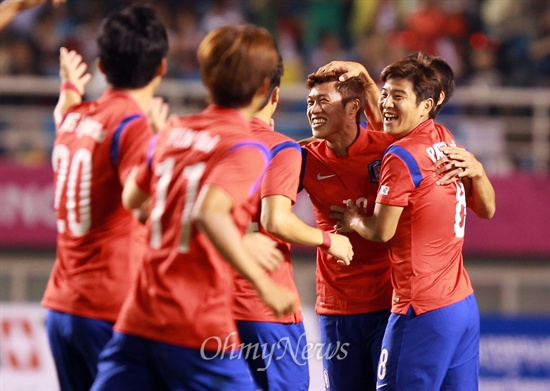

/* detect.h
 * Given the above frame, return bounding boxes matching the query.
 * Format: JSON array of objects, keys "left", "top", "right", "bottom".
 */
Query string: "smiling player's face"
[
  {"left": 307, "top": 82, "right": 348, "bottom": 141},
  {"left": 378, "top": 77, "right": 431, "bottom": 139}
]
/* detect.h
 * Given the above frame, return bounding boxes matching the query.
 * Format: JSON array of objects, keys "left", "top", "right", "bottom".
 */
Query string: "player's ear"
[
  {"left": 272, "top": 86, "right": 280, "bottom": 104},
  {"left": 422, "top": 98, "right": 434, "bottom": 116},
  {"left": 438, "top": 91, "right": 445, "bottom": 106},
  {"left": 348, "top": 98, "right": 360, "bottom": 116},
  {"left": 97, "top": 58, "right": 105, "bottom": 75},
  {"left": 157, "top": 58, "right": 167, "bottom": 77}
]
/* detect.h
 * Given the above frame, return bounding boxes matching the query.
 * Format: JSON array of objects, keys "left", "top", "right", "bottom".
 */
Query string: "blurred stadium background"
[{"left": 0, "top": 0, "right": 549, "bottom": 390}]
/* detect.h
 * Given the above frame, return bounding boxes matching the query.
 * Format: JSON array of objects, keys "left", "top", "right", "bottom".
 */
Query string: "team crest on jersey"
[{"left": 368, "top": 160, "right": 382, "bottom": 183}]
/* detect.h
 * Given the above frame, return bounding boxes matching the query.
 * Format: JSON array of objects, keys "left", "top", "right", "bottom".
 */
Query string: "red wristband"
[
  {"left": 60, "top": 81, "right": 81, "bottom": 95},
  {"left": 320, "top": 231, "right": 331, "bottom": 250}
]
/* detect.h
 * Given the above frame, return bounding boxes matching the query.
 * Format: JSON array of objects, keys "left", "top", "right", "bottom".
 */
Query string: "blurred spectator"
[
  {"left": 0, "top": 0, "right": 547, "bottom": 88},
  {"left": 0, "top": 0, "right": 66, "bottom": 31},
  {"left": 200, "top": 0, "right": 244, "bottom": 33},
  {"left": 529, "top": 8, "right": 550, "bottom": 86},
  {"left": 63, "top": 2, "right": 107, "bottom": 67},
  {"left": 466, "top": 34, "right": 502, "bottom": 87},
  {"left": 307, "top": 30, "right": 350, "bottom": 72},
  {"left": 168, "top": 5, "right": 204, "bottom": 79},
  {"left": 302, "top": 0, "right": 348, "bottom": 56},
  {"left": 0, "top": 33, "right": 38, "bottom": 74},
  {"left": 31, "top": 6, "right": 70, "bottom": 76},
  {"left": 277, "top": 18, "right": 305, "bottom": 83}
]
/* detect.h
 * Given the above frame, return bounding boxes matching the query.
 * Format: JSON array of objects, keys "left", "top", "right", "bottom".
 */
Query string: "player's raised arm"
[{"left": 54, "top": 47, "right": 91, "bottom": 130}]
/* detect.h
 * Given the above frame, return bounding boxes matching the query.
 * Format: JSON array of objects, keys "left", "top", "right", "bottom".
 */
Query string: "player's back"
[
  {"left": 43, "top": 89, "right": 151, "bottom": 322},
  {"left": 232, "top": 117, "right": 303, "bottom": 324},
  {"left": 115, "top": 105, "right": 271, "bottom": 350}
]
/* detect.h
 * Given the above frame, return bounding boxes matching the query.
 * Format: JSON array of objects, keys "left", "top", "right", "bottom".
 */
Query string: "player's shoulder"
[
  {"left": 302, "top": 138, "right": 325, "bottom": 153},
  {"left": 361, "top": 123, "right": 393, "bottom": 143}
]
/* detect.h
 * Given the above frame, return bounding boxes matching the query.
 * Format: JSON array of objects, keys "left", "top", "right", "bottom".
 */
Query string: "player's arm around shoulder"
[{"left": 434, "top": 146, "right": 496, "bottom": 219}]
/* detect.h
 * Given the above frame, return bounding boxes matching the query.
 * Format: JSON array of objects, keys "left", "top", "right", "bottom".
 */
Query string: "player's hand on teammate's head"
[
  {"left": 243, "top": 232, "right": 284, "bottom": 272},
  {"left": 148, "top": 96, "right": 170, "bottom": 133},
  {"left": 317, "top": 60, "right": 370, "bottom": 83},
  {"left": 59, "top": 47, "right": 91, "bottom": 96},
  {"left": 325, "top": 232, "right": 353, "bottom": 266}
]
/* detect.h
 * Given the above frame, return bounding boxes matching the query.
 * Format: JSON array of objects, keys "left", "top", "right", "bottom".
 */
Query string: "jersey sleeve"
[
  {"left": 206, "top": 141, "right": 270, "bottom": 205},
  {"left": 362, "top": 121, "right": 375, "bottom": 131},
  {"left": 261, "top": 141, "right": 301, "bottom": 203},
  {"left": 376, "top": 147, "right": 420, "bottom": 207},
  {"left": 133, "top": 161, "right": 152, "bottom": 195},
  {"left": 115, "top": 116, "right": 152, "bottom": 184}
]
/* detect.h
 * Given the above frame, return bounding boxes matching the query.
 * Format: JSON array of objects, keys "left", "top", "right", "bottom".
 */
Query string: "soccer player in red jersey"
[
  {"left": 90, "top": 25, "right": 297, "bottom": 391},
  {"left": 320, "top": 56, "right": 495, "bottom": 214},
  {"left": 233, "top": 57, "right": 353, "bottom": 391},
  {"left": 299, "top": 69, "right": 394, "bottom": 391},
  {"left": 333, "top": 55, "right": 495, "bottom": 390},
  {"left": 41, "top": 5, "right": 168, "bottom": 391}
]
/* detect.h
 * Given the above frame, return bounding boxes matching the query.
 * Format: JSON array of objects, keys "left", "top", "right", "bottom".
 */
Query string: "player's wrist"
[
  {"left": 60, "top": 80, "right": 82, "bottom": 96},
  {"left": 319, "top": 230, "right": 331, "bottom": 251},
  {"left": 349, "top": 216, "right": 361, "bottom": 230}
]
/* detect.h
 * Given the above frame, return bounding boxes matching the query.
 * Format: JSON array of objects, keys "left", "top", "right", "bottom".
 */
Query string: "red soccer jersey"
[
  {"left": 114, "top": 105, "right": 270, "bottom": 351},
  {"left": 376, "top": 119, "right": 473, "bottom": 315},
  {"left": 301, "top": 124, "right": 394, "bottom": 315},
  {"left": 42, "top": 89, "right": 151, "bottom": 322},
  {"left": 232, "top": 118, "right": 303, "bottom": 324}
]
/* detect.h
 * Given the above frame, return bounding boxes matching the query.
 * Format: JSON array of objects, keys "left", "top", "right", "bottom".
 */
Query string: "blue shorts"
[
  {"left": 376, "top": 294, "right": 480, "bottom": 391},
  {"left": 237, "top": 320, "right": 309, "bottom": 391},
  {"left": 45, "top": 309, "right": 114, "bottom": 391},
  {"left": 319, "top": 309, "right": 390, "bottom": 391},
  {"left": 90, "top": 331, "right": 256, "bottom": 391}
]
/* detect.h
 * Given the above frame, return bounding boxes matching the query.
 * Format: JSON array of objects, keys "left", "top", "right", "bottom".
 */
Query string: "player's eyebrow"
[{"left": 308, "top": 92, "right": 330, "bottom": 99}]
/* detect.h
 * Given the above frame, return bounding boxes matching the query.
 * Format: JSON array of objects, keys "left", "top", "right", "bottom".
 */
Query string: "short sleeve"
[
  {"left": 134, "top": 161, "right": 152, "bottom": 195},
  {"left": 261, "top": 141, "right": 301, "bottom": 203},
  {"left": 206, "top": 141, "right": 270, "bottom": 205},
  {"left": 116, "top": 116, "right": 152, "bottom": 184},
  {"left": 376, "top": 152, "right": 417, "bottom": 207}
]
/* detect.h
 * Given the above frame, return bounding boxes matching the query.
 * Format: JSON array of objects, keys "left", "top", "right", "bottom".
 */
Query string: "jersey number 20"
[{"left": 52, "top": 145, "right": 92, "bottom": 237}]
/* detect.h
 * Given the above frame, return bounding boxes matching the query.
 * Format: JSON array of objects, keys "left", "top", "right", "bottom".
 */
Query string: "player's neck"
[
  {"left": 253, "top": 106, "right": 274, "bottom": 128},
  {"left": 326, "top": 123, "right": 359, "bottom": 157},
  {"left": 119, "top": 78, "right": 160, "bottom": 114}
]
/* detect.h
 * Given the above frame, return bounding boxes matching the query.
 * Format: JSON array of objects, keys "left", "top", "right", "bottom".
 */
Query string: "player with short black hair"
[{"left": 42, "top": 4, "right": 168, "bottom": 391}]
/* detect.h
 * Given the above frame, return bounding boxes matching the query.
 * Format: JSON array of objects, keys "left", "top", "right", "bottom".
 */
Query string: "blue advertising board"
[{"left": 480, "top": 315, "right": 550, "bottom": 390}]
